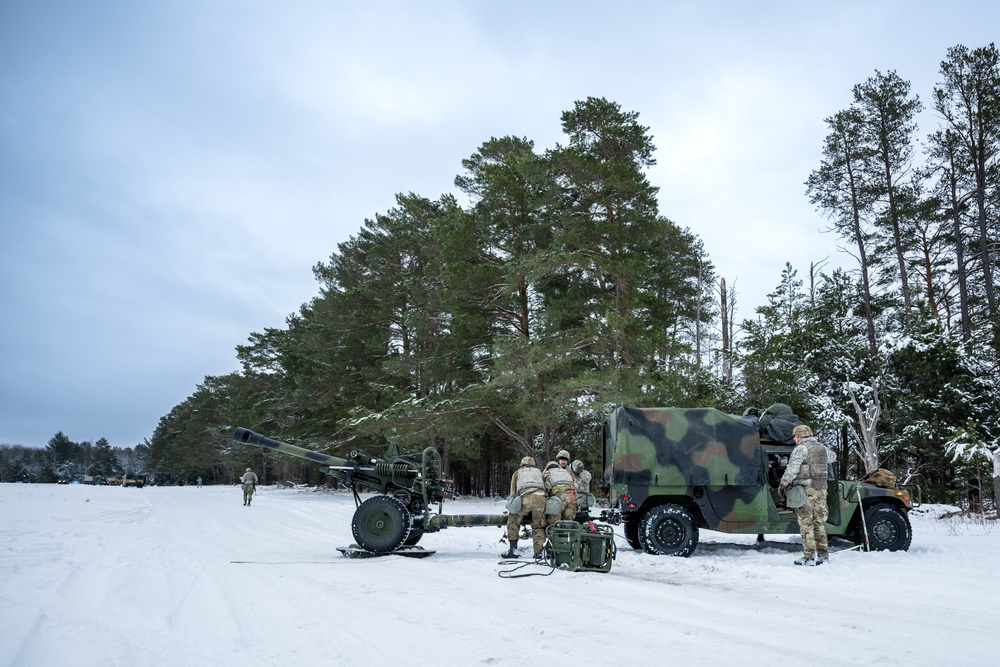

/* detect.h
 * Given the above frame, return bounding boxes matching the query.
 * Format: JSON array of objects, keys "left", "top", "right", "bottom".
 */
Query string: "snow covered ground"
[{"left": 1, "top": 483, "right": 997, "bottom": 666}]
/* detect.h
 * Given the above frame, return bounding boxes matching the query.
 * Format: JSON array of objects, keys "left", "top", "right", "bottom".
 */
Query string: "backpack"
[
  {"left": 756, "top": 403, "right": 802, "bottom": 445},
  {"left": 862, "top": 468, "right": 897, "bottom": 489}
]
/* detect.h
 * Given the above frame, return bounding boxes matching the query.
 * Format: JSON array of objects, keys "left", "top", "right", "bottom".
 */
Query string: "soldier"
[
  {"left": 571, "top": 459, "right": 593, "bottom": 517},
  {"left": 543, "top": 449, "right": 577, "bottom": 526},
  {"left": 502, "top": 456, "right": 547, "bottom": 559},
  {"left": 240, "top": 467, "right": 258, "bottom": 506},
  {"left": 779, "top": 424, "right": 837, "bottom": 565}
]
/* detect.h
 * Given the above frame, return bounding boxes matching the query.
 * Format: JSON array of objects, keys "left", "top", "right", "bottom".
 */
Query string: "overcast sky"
[{"left": 2, "top": 1, "right": 997, "bottom": 449}]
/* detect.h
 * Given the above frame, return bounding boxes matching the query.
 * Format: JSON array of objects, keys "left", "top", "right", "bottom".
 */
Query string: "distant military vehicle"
[
  {"left": 600, "top": 406, "right": 913, "bottom": 556},
  {"left": 122, "top": 475, "right": 146, "bottom": 488}
]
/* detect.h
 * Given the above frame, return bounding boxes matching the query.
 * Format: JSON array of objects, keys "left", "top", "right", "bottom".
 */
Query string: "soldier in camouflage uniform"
[
  {"left": 240, "top": 467, "right": 258, "bottom": 506},
  {"left": 502, "top": 456, "right": 547, "bottom": 559},
  {"left": 571, "top": 459, "right": 593, "bottom": 516},
  {"left": 543, "top": 450, "right": 577, "bottom": 527},
  {"left": 779, "top": 424, "right": 836, "bottom": 565}
]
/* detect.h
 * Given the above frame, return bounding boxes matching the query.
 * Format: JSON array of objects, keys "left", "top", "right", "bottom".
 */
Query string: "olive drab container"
[{"left": 547, "top": 520, "right": 616, "bottom": 572}]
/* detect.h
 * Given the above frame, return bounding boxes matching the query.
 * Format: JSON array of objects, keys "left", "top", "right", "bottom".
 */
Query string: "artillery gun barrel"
[
  {"left": 232, "top": 426, "right": 512, "bottom": 554},
  {"left": 233, "top": 427, "right": 350, "bottom": 467}
]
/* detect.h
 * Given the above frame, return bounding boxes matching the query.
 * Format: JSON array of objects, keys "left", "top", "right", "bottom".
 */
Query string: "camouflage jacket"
[
  {"left": 780, "top": 437, "right": 835, "bottom": 491},
  {"left": 511, "top": 466, "right": 544, "bottom": 497},
  {"left": 543, "top": 463, "right": 575, "bottom": 495}
]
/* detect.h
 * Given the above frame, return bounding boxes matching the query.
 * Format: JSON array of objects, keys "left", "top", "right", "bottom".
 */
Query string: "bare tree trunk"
[
  {"left": 719, "top": 277, "right": 729, "bottom": 381},
  {"left": 847, "top": 381, "right": 881, "bottom": 473}
]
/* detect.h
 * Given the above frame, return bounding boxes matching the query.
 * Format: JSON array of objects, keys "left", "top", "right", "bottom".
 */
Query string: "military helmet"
[
  {"left": 246, "top": 467, "right": 252, "bottom": 472},
  {"left": 520, "top": 456, "right": 536, "bottom": 467},
  {"left": 792, "top": 424, "right": 813, "bottom": 438},
  {"left": 556, "top": 449, "right": 570, "bottom": 461},
  {"left": 570, "top": 459, "right": 584, "bottom": 474}
]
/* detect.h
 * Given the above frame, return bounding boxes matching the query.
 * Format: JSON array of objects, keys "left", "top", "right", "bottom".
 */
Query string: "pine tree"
[
  {"left": 933, "top": 43, "right": 1000, "bottom": 324},
  {"left": 806, "top": 108, "right": 880, "bottom": 354},
  {"left": 853, "top": 70, "right": 923, "bottom": 323}
]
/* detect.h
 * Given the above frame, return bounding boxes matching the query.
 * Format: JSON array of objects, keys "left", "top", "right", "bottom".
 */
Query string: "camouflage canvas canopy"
[{"left": 609, "top": 407, "right": 767, "bottom": 487}]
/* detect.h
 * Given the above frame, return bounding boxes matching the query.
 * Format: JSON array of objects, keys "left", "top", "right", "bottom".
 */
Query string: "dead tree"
[{"left": 846, "top": 381, "right": 881, "bottom": 473}]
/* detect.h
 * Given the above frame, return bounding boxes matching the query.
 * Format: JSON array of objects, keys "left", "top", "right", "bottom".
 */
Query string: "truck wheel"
[
  {"left": 623, "top": 518, "right": 641, "bottom": 550},
  {"left": 862, "top": 505, "right": 912, "bottom": 551},
  {"left": 352, "top": 495, "right": 412, "bottom": 553},
  {"left": 639, "top": 505, "right": 699, "bottom": 557}
]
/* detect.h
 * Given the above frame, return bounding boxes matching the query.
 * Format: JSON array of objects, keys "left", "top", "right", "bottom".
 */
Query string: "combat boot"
[
  {"left": 501, "top": 539, "right": 519, "bottom": 558},
  {"left": 816, "top": 554, "right": 828, "bottom": 565},
  {"left": 793, "top": 555, "right": 816, "bottom": 566}
]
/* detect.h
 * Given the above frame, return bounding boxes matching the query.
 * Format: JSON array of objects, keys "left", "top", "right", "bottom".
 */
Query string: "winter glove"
[{"left": 778, "top": 484, "right": 787, "bottom": 495}]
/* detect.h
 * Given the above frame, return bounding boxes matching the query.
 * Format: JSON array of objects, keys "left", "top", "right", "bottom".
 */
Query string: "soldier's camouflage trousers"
[
  {"left": 243, "top": 483, "right": 255, "bottom": 504},
  {"left": 794, "top": 487, "right": 829, "bottom": 558},
  {"left": 507, "top": 492, "right": 547, "bottom": 554},
  {"left": 546, "top": 489, "right": 577, "bottom": 526}
]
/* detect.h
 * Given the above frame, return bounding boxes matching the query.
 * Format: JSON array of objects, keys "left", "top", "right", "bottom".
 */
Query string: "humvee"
[{"left": 600, "top": 406, "right": 913, "bottom": 556}]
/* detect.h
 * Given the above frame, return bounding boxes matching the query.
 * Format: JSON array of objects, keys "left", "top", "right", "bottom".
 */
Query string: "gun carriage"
[{"left": 233, "top": 428, "right": 506, "bottom": 554}]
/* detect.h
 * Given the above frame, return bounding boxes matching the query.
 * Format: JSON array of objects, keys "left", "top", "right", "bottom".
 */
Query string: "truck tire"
[
  {"left": 862, "top": 504, "right": 912, "bottom": 551},
  {"left": 352, "top": 495, "right": 412, "bottom": 553},
  {"left": 623, "top": 518, "right": 641, "bottom": 550},
  {"left": 639, "top": 504, "right": 699, "bottom": 557}
]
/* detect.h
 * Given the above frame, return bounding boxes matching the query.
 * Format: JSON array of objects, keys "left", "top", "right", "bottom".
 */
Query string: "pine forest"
[{"left": 4, "top": 43, "right": 999, "bottom": 509}]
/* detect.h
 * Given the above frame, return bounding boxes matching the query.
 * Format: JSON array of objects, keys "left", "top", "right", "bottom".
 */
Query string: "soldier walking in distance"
[
  {"left": 779, "top": 424, "right": 837, "bottom": 565},
  {"left": 502, "top": 457, "right": 547, "bottom": 559},
  {"left": 544, "top": 450, "right": 577, "bottom": 526},
  {"left": 240, "top": 467, "right": 258, "bottom": 506}
]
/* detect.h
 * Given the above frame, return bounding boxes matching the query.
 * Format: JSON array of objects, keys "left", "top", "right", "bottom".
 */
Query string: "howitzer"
[{"left": 233, "top": 428, "right": 506, "bottom": 554}]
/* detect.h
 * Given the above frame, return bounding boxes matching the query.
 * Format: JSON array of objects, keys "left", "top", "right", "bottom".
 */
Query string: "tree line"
[
  {"left": 0, "top": 432, "right": 150, "bottom": 483},
  {"left": 20, "top": 43, "right": 998, "bottom": 508},
  {"left": 148, "top": 96, "right": 719, "bottom": 495},
  {"left": 744, "top": 43, "right": 1000, "bottom": 506}
]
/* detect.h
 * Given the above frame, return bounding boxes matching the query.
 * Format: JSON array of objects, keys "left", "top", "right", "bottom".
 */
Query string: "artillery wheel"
[
  {"left": 403, "top": 516, "right": 424, "bottom": 546},
  {"left": 639, "top": 504, "right": 698, "bottom": 557},
  {"left": 352, "top": 495, "right": 412, "bottom": 553}
]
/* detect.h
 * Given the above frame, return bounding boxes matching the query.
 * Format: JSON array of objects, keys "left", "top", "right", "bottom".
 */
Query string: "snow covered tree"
[{"left": 932, "top": 43, "right": 1000, "bottom": 325}]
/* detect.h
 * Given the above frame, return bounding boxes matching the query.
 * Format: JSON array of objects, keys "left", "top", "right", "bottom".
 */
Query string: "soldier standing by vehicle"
[
  {"left": 779, "top": 424, "right": 836, "bottom": 565},
  {"left": 544, "top": 450, "right": 577, "bottom": 526},
  {"left": 240, "top": 467, "right": 258, "bottom": 506},
  {"left": 571, "top": 459, "right": 593, "bottom": 518},
  {"left": 502, "top": 456, "right": 547, "bottom": 559}
]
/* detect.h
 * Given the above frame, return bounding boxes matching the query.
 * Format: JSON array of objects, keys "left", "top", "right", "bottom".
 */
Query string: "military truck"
[
  {"left": 122, "top": 474, "right": 146, "bottom": 488},
  {"left": 600, "top": 406, "right": 913, "bottom": 557}
]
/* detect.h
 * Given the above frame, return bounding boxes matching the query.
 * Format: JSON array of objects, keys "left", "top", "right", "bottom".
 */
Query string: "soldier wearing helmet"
[
  {"left": 571, "top": 460, "right": 594, "bottom": 517},
  {"left": 543, "top": 449, "right": 577, "bottom": 527},
  {"left": 240, "top": 467, "right": 258, "bottom": 506},
  {"left": 779, "top": 424, "right": 836, "bottom": 565},
  {"left": 502, "top": 456, "right": 547, "bottom": 559}
]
